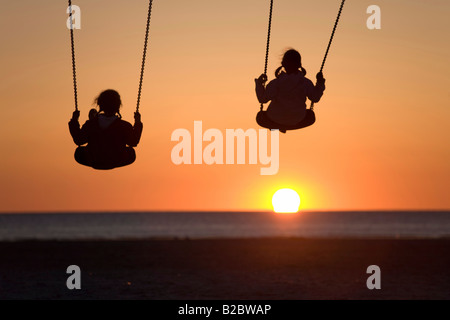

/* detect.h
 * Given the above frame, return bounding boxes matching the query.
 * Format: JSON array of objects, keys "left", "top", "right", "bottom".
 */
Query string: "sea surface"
[{"left": 0, "top": 211, "right": 449, "bottom": 241}]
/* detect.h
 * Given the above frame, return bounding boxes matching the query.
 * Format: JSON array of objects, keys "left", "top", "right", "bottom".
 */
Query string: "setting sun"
[{"left": 272, "top": 189, "right": 301, "bottom": 213}]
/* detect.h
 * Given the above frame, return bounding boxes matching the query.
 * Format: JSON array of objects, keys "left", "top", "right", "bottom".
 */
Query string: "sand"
[{"left": 0, "top": 238, "right": 449, "bottom": 300}]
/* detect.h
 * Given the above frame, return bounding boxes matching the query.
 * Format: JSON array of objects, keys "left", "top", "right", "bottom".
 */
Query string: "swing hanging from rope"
[
  {"left": 257, "top": 0, "right": 346, "bottom": 131},
  {"left": 68, "top": 0, "right": 153, "bottom": 170}
]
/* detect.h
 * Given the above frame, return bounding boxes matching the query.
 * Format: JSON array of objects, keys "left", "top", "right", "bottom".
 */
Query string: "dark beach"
[{"left": 0, "top": 238, "right": 449, "bottom": 300}]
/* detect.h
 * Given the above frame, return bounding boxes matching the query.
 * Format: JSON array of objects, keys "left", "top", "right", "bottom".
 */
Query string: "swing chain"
[
  {"left": 136, "top": 0, "right": 153, "bottom": 114},
  {"left": 68, "top": 0, "right": 153, "bottom": 115},
  {"left": 264, "top": 0, "right": 274, "bottom": 77},
  {"left": 319, "top": 0, "right": 346, "bottom": 73},
  {"left": 68, "top": 0, "right": 78, "bottom": 112},
  {"left": 261, "top": 0, "right": 274, "bottom": 111},
  {"left": 310, "top": 0, "right": 346, "bottom": 111}
]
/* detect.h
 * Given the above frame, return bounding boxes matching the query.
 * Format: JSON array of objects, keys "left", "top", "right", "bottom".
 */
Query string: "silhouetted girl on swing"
[
  {"left": 255, "top": 49, "right": 326, "bottom": 132},
  {"left": 69, "top": 89, "right": 143, "bottom": 170}
]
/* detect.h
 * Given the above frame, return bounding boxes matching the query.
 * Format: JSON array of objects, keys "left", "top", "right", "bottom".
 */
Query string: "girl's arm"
[
  {"left": 307, "top": 72, "right": 326, "bottom": 103},
  {"left": 255, "top": 74, "right": 277, "bottom": 104},
  {"left": 126, "top": 112, "right": 143, "bottom": 147},
  {"left": 68, "top": 111, "right": 89, "bottom": 146}
]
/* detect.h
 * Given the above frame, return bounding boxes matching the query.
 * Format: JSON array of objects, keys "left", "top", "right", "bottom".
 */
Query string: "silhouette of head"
[
  {"left": 276, "top": 49, "right": 307, "bottom": 78},
  {"left": 95, "top": 90, "right": 122, "bottom": 116}
]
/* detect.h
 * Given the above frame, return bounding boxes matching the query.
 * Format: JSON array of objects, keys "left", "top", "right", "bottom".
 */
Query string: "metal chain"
[
  {"left": 261, "top": 0, "right": 274, "bottom": 111},
  {"left": 68, "top": 0, "right": 78, "bottom": 111},
  {"left": 264, "top": 0, "right": 274, "bottom": 76},
  {"left": 319, "top": 0, "right": 346, "bottom": 73},
  {"left": 311, "top": 0, "right": 345, "bottom": 111},
  {"left": 136, "top": 0, "right": 153, "bottom": 113},
  {"left": 68, "top": 0, "right": 153, "bottom": 113}
]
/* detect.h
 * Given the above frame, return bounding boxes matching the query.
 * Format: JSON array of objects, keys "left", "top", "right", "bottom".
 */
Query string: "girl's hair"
[
  {"left": 94, "top": 89, "right": 122, "bottom": 118},
  {"left": 275, "top": 49, "right": 307, "bottom": 78}
]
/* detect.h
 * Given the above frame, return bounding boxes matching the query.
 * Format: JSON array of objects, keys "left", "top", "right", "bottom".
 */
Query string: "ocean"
[{"left": 0, "top": 211, "right": 449, "bottom": 241}]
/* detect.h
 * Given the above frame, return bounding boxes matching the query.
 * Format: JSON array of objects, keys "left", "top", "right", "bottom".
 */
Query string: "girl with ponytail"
[
  {"left": 69, "top": 89, "right": 143, "bottom": 169},
  {"left": 255, "top": 49, "right": 325, "bottom": 132}
]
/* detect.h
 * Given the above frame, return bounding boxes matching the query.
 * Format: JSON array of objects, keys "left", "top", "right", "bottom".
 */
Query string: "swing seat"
[
  {"left": 256, "top": 110, "right": 316, "bottom": 132},
  {"left": 75, "top": 146, "right": 136, "bottom": 170}
]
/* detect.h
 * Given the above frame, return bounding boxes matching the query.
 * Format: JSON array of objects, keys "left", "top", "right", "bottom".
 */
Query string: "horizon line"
[{"left": 1, "top": 209, "right": 449, "bottom": 215}]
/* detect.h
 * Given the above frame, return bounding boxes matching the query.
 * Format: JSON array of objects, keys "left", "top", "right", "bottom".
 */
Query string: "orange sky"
[{"left": 0, "top": 0, "right": 449, "bottom": 213}]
